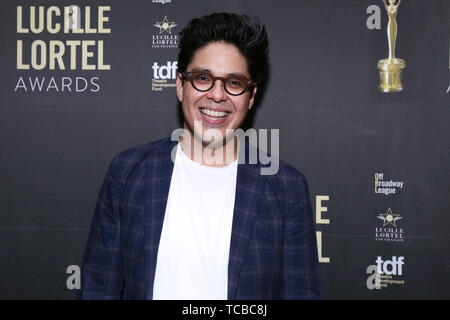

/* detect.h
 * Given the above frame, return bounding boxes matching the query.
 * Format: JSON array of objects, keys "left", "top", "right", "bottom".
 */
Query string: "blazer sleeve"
[
  {"left": 78, "top": 158, "right": 124, "bottom": 299},
  {"left": 280, "top": 173, "right": 321, "bottom": 299}
]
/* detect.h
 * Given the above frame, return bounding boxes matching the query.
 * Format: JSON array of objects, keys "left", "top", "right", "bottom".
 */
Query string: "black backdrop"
[{"left": 0, "top": 0, "right": 449, "bottom": 299}]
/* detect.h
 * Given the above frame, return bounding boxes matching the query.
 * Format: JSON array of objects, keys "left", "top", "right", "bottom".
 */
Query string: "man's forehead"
[{"left": 187, "top": 42, "right": 250, "bottom": 77}]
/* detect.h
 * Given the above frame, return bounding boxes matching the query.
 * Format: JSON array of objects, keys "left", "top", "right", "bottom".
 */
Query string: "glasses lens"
[
  {"left": 225, "top": 77, "right": 246, "bottom": 95},
  {"left": 192, "top": 73, "right": 213, "bottom": 91},
  {"left": 187, "top": 72, "right": 251, "bottom": 95}
]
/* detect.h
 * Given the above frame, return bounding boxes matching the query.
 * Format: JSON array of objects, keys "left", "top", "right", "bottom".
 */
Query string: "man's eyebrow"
[
  {"left": 190, "top": 67, "right": 211, "bottom": 73},
  {"left": 226, "top": 72, "right": 248, "bottom": 78},
  {"left": 190, "top": 67, "right": 248, "bottom": 78}
]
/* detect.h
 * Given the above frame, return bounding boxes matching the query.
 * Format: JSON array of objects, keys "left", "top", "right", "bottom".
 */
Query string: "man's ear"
[
  {"left": 176, "top": 72, "right": 184, "bottom": 102},
  {"left": 248, "top": 86, "right": 258, "bottom": 110}
]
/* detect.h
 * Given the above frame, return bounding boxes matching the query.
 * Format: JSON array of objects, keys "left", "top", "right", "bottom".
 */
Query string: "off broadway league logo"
[
  {"left": 374, "top": 172, "right": 404, "bottom": 195},
  {"left": 375, "top": 207, "right": 404, "bottom": 242},
  {"left": 152, "top": 0, "right": 173, "bottom": 4}
]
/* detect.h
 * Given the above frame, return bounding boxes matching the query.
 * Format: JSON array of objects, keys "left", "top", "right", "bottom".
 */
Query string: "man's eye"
[
  {"left": 194, "top": 74, "right": 211, "bottom": 82},
  {"left": 227, "top": 79, "right": 244, "bottom": 88}
]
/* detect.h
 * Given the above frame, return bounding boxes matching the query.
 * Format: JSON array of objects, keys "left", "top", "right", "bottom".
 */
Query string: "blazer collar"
[
  {"left": 144, "top": 137, "right": 177, "bottom": 299},
  {"left": 227, "top": 160, "right": 263, "bottom": 299}
]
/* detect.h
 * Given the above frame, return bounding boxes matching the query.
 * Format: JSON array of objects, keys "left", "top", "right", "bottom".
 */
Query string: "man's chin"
[
  {"left": 203, "top": 127, "right": 238, "bottom": 146},
  {"left": 201, "top": 137, "right": 225, "bottom": 150},
  {"left": 184, "top": 119, "right": 239, "bottom": 148}
]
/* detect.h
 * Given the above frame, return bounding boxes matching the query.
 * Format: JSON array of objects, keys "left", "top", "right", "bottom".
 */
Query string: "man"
[{"left": 79, "top": 12, "right": 321, "bottom": 300}]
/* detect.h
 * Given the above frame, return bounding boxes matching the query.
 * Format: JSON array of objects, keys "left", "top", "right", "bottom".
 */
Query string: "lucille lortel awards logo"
[{"left": 15, "top": 4, "right": 112, "bottom": 93}]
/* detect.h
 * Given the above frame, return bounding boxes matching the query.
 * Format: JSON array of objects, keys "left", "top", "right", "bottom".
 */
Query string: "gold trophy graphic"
[{"left": 378, "top": 0, "right": 406, "bottom": 92}]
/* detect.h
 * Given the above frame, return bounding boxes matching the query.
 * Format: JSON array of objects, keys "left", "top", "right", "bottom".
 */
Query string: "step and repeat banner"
[{"left": 0, "top": 0, "right": 449, "bottom": 299}]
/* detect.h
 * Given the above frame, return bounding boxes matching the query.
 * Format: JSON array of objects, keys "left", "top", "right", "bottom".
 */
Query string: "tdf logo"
[
  {"left": 152, "top": 61, "right": 177, "bottom": 80},
  {"left": 366, "top": 256, "right": 405, "bottom": 290},
  {"left": 376, "top": 256, "right": 404, "bottom": 276}
]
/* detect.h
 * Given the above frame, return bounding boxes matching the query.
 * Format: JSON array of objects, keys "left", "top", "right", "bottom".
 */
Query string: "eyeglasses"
[{"left": 181, "top": 71, "right": 255, "bottom": 96}]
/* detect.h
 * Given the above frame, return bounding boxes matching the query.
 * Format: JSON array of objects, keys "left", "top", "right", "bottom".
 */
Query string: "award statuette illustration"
[{"left": 378, "top": 0, "right": 406, "bottom": 92}]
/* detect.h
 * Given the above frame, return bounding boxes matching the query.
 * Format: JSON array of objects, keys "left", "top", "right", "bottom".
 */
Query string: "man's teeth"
[{"left": 201, "top": 108, "right": 227, "bottom": 117}]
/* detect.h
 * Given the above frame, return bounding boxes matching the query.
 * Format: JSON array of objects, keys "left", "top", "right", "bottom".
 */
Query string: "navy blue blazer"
[{"left": 79, "top": 137, "right": 321, "bottom": 299}]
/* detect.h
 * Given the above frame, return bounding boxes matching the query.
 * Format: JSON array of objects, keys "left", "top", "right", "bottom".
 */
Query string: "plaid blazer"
[{"left": 78, "top": 136, "right": 321, "bottom": 299}]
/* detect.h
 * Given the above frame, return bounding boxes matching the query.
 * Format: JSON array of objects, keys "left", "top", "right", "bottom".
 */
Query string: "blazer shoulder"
[
  {"left": 108, "top": 136, "right": 174, "bottom": 179},
  {"left": 276, "top": 159, "right": 307, "bottom": 181},
  {"left": 264, "top": 159, "right": 311, "bottom": 204}
]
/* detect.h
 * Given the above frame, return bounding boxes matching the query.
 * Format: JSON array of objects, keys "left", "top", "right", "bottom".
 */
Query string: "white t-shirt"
[{"left": 152, "top": 143, "right": 238, "bottom": 300}]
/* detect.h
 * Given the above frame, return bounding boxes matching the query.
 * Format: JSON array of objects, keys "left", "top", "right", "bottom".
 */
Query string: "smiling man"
[
  {"left": 176, "top": 40, "right": 256, "bottom": 165},
  {"left": 79, "top": 12, "right": 321, "bottom": 300}
]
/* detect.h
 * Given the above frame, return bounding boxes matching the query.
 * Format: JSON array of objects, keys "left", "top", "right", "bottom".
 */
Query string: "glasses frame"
[{"left": 181, "top": 71, "right": 256, "bottom": 96}]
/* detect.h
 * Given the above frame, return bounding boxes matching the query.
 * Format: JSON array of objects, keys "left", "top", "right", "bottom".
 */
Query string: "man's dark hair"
[{"left": 178, "top": 12, "right": 269, "bottom": 87}]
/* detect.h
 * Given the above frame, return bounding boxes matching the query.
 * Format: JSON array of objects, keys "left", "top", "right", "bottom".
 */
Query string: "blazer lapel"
[
  {"left": 228, "top": 145, "right": 264, "bottom": 299},
  {"left": 144, "top": 138, "right": 177, "bottom": 299}
]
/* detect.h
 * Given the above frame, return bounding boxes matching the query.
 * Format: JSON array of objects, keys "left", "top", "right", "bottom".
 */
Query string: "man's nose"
[{"left": 206, "top": 79, "right": 227, "bottom": 102}]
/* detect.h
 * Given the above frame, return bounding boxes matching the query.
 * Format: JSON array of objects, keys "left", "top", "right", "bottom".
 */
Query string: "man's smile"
[{"left": 199, "top": 107, "right": 231, "bottom": 125}]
